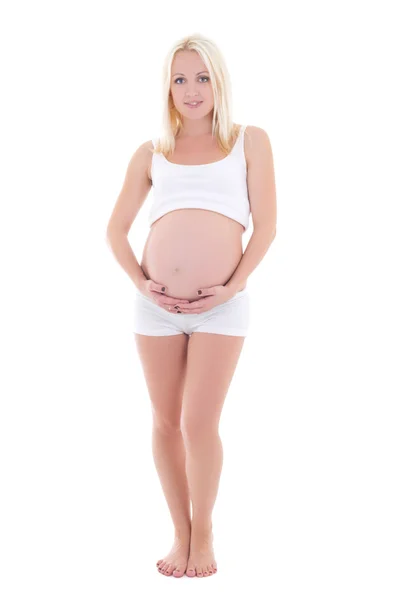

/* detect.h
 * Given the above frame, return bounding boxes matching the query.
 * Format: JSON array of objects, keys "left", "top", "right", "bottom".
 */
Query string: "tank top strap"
[
  {"left": 151, "top": 138, "right": 162, "bottom": 169},
  {"left": 230, "top": 124, "right": 247, "bottom": 161},
  {"left": 239, "top": 124, "right": 247, "bottom": 144}
]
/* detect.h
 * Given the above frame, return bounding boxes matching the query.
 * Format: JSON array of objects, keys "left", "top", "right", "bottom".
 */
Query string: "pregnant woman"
[{"left": 106, "top": 33, "right": 277, "bottom": 578}]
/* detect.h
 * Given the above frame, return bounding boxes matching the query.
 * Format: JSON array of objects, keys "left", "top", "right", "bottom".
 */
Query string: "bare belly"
[{"left": 140, "top": 209, "right": 245, "bottom": 302}]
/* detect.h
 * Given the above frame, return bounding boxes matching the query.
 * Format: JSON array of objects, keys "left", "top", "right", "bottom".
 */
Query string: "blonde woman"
[{"left": 106, "top": 33, "right": 277, "bottom": 578}]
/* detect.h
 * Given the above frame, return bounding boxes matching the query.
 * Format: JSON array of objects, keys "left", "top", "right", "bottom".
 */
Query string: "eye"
[{"left": 173, "top": 76, "right": 210, "bottom": 84}]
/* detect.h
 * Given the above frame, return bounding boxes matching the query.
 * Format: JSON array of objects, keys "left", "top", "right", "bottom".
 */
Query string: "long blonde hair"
[{"left": 153, "top": 33, "right": 243, "bottom": 158}]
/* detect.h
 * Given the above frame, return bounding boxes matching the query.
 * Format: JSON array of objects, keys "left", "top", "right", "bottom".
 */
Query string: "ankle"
[
  {"left": 190, "top": 520, "right": 213, "bottom": 537},
  {"left": 174, "top": 524, "right": 191, "bottom": 542}
]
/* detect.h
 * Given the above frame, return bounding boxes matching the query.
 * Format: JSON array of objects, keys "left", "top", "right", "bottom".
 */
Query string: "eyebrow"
[{"left": 172, "top": 71, "right": 209, "bottom": 77}]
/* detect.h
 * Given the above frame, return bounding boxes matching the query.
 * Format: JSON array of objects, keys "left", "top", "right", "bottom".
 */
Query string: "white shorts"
[{"left": 133, "top": 288, "right": 250, "bottom": 337}]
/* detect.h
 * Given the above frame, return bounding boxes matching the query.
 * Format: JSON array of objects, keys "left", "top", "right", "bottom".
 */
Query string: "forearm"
[
  {"left": 106, "top": 229, "right": 148, "bottom": 289},
  {"left": 225, "top": 227, "right": 276, "bottom": 293}
]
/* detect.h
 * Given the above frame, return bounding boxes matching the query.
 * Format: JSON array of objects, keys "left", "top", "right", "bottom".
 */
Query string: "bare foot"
[
  {"left": 156, "top": 535, "right": 190, "bottom": 578},
  {"left": 186, "top": 529, "right": 218, "bottom": 577}
]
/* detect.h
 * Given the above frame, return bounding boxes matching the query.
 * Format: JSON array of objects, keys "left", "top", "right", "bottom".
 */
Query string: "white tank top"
[{"left": 148, "top": 124, "right": 251, "bottom": 232}]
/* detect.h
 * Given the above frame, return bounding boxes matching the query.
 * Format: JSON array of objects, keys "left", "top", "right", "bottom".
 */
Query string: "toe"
[
  {"left": 157, "top": 560, "right": 164, "bottom": 570},
  {"left": 161, "top": 563, "right": 169, "bottom": 574},
  {"left": 206, "top": 564, "right": 213, "bottom": 575},
  {"left": 172, "top": 567, "right": 184, "bottom": 578},
  {"left": 164, "top": 564, "right": 172, "bottom": 575},
  {"left": 197, "top": 567, "right": 203, "bottom": 577},
  {"left": 186, "top": 566, "right": 196, "bottom": 577}
]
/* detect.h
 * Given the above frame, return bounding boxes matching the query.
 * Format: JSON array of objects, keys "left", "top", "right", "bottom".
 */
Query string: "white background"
[{"left": 1, "top": 0, "right": 399, "bottom": 598}]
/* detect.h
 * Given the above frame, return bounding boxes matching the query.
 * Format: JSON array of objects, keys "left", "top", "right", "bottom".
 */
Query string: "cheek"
[{"left": 170, "top": 88, "right": 183, "bottom": 102}]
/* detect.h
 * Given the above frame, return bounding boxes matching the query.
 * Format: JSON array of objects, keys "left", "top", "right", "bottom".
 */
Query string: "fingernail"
[
  {"left": 197, "top": 290, "right": 202, "bottom": 295},
  {"left": 161, "top": 287, "right": 165, "bottom": 292},
  {"left": 174, "top": 305, "right": 179, "bottom": 309},
  {"left": 177, "top": 311, "right": 182, "bottom": 313}
]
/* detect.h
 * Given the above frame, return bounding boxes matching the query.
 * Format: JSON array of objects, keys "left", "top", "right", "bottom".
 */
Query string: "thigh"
[
  {"left": 133, "top": 290, "right": 187, "bottom": 336},
  {"left": 186, "top": 289, "right": 250, "bottom": 337},
  {"left": 134, "top": 332, "right": 189, "bottom": 431},
  {"left": 181, "top": 332, "right": 246, "bottom": 437}
]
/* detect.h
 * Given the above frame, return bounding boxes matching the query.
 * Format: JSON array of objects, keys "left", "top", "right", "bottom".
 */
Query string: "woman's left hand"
[{"left": 174, "top": 285, "right": 235, "bottom": 314}]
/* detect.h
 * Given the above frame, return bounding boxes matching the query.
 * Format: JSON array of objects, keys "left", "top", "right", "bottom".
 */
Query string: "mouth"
[{"left": 184, "top": 101, "right": 203, "bottom": 108}]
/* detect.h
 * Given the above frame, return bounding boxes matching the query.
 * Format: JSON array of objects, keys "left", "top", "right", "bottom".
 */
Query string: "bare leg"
[
  {"left": 152, "top": 424, "right": 191, "bottom": 536},
  {"left": 134, "top": 333, "right": 191, "bottom": 577},
  {"left": 184, "top": 427, "right": 222, "bottom": 577},
  {"left": 152, "top": 424, "right": 192, "bottom": 577},
  {"left": 182, "top": 332, "right": 245, "bottom": 577}
]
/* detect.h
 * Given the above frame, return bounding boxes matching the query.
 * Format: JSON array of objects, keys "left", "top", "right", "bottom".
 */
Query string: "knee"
[
  {"left": 181, "top": 416, "right": 218, "bottom": 446},
  {"left": 152, "top": 414, "right": 182, "bottom": 436}
]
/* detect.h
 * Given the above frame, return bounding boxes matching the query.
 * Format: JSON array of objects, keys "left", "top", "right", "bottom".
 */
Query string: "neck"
[{"left": 178, "top": 118, "right": 214, "bottom": 138}]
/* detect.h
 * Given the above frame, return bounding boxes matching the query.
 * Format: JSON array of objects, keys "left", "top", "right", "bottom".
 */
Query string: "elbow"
[
  {"left": 105, "top": 224, "right": 114, "bottom": 244},
  {"left": 253, "top": 223, "right": 276, "bottom": 241},
  {"left": 106, "top": 222, "right": 127, "bottom": 242}
]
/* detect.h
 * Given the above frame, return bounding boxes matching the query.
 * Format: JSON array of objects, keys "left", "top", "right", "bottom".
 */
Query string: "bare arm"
[
  {"left": 105, "top": 141, "right": 152, "bottom": 288},
  {"left": 225, "top": 126, "right": 277, "bottom": 293}
]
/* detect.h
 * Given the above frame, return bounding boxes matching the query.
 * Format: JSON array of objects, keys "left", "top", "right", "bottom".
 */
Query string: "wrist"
[
  {"left": 135, "top": 276, "right": 148, "bottom": 292},
  {"left": 225, "top": 280, "right": 247, "bottom": 294}
]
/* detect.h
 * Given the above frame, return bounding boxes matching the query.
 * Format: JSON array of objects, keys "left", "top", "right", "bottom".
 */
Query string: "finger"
[
  {"left": 151, "top": 284, "right": 167, "bottom": 294},
  {"left": 176, "top": 304, "right": 205, "bottom": 313},
  {"left": 197, "top": 287, "right": 215, "bottom": 297},
  {"left": 152, "top": 292, "right": 190, "bottom": 304},
  {"left": 160, "top": 303, "right": 189, "bottom": 310},
  {"left": 150, "top": 285, "right": 188, "bottom": 301},
  {"left": 178, "top": 300, "right": 202, "bottom": 309},
  {"left": 160, "top": 297, "right": 191, "bottom": 306}
]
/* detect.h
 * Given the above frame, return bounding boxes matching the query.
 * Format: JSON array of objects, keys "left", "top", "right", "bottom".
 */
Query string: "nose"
[
  {"left": 185, "top": 91, "right": 200, "bottom": 100},
  {"left": 186, "top": 83, "right": 200, "bottom": 96}
]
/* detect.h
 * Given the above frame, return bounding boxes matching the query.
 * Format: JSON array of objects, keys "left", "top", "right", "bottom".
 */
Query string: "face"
[{"left": 170, "top": 50, "right": 214, "bottom": 120}]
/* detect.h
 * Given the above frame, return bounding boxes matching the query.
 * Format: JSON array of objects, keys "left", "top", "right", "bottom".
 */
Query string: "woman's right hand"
[{"left": 137, "top": 279, "right": 190, "bottom": 313}]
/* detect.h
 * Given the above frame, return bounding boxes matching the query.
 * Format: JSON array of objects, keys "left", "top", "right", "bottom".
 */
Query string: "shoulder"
[
  {"left": 133, "top": 139, "right": 155, "bottom": 182},
  {"left": 243, "top": 125, "right": 272, "bottom": 166},
  {"left": 243, "top": 124, "right": 271, "bottom": 147}
]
